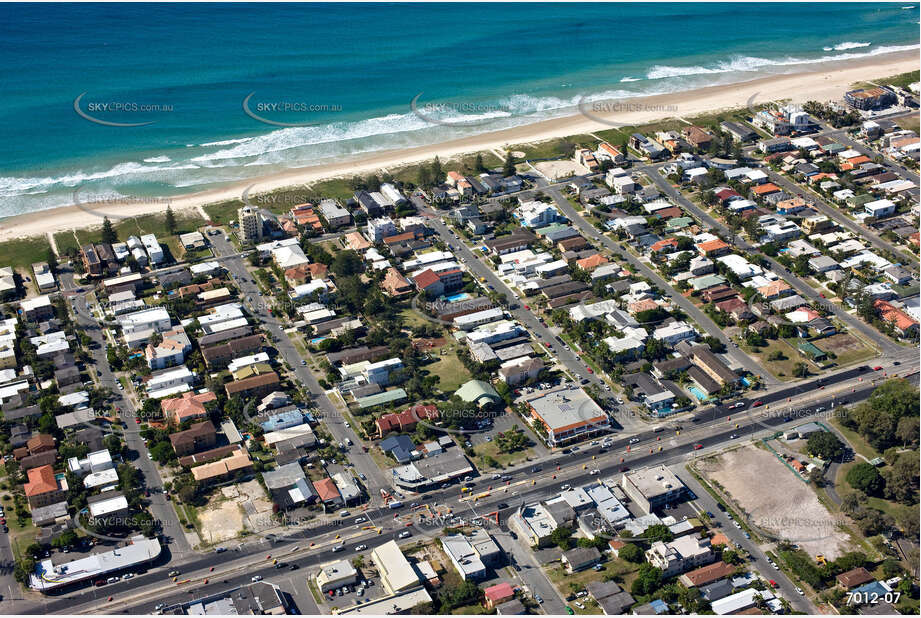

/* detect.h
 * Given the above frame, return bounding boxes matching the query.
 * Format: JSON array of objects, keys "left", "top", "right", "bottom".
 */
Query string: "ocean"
[{"left": 0, "top": 2, "right": 918, "bottom": 217}]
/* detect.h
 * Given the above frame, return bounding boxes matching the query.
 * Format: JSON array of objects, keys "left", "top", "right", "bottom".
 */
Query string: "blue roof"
[
  {"left": 650, "top": 599, "right": 669, "bottom": 614},
  {"left": 379, "top": 434, "right": 415, "bottom": 463},
  {"left": 852, "top": 581, "right": 887, "bottom": 597},
  {"left": 260, "top": 409, "right": 304, "bottom": 432}
]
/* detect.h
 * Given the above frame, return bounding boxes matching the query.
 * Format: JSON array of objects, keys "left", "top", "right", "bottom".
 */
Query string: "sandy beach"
[{"left": 1, "top": 49, "right": 917, "bottom": 247}]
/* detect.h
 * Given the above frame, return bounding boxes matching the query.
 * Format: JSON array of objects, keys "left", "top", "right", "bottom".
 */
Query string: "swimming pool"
[
  {"left": 740, "top": 376, "right": 751, "bottom": 387},
  {"left": 310, "top": 336, "right": 327, "bottom": 345},
  {"left": 442, "top": 292, "right": 471, "bottom": 302},
  {"left": 688, "top": 385, "right": 709, "bottom": 401}
]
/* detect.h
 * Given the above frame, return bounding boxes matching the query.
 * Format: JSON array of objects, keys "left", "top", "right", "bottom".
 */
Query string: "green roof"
[
  {"left": 534, "top": 223, "right": 569, "bottom": 237},
  {"left": 689, "top": 274, "right": 727, "bottom": 291},
  {"left": 797, "top": 341, "right": 826, "bottom": 359},
  {"left": 666, "top": 216, "right": 694, "bottom": 231},
  {"left": 356, "top": 388, "right": 408, "bottom": 409},
  {"left": 455, "top": 380, "right": 501, "bottom": 406}
]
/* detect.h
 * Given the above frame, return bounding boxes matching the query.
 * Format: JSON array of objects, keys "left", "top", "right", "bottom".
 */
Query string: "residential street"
[
  {"left": 208, "top": 235, "right": 391, "bottom": 494},
  {"left": 540, "top": 182, "right": 779, "bottom": 385},
  {"left": 638, "top": 164, "right": 904, "bottom": 356}
]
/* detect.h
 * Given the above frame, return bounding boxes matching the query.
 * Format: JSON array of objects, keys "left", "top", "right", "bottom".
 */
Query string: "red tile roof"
[
  {"left": 484, "top": 582, "right": 516, "bottom": 602},
  {"left": 413, "top": 269, "right": 441, "bottom": 289},
  {"left": 313, "top": 477, "right": 341, "bottom": 502},
  {"left": 24, "top": 465, "right": 58, "bottom": 497},
  {"left": 680, "top": 561, "right": 736, "bottom": 587},
  {"left": 752, "top": 183, "right": 781, "bottom": 196}
]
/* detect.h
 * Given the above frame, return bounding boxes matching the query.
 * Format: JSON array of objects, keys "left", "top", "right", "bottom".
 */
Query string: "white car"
[
  {"left": 354, "top": 545, "right": 367, "bottom": 551},
  {"left": 251, "top": 575, "right": 262, "bottom": 582},
  {"left": 795, "top": 587, "right": 805, "bottom": 595},
  {"left": 589, "top": 469, "right": 600, "bottom": 475}
]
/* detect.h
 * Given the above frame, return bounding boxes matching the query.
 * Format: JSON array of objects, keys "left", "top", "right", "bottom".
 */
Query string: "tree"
[
  {"left": 431, "top": 156, "right": 443, "bottom": 184},
  {"left": 330, "top": 250, "right": 363, "bottom": 277},
  {"left": 630, "top": 563, "right": 663, "bottom": 597},
  {"left": 806, "top": 431, "right": 845, "bottom": 460},
  {"left": 165, "top": 205, "right": 177, "bottom": 235},
  {"left": 502, "top": 152, "right": 516, "bottom": 177},
  {"left": 101, "top": 216, "right": 118, "bottom": 244},
  {"left": 808, "top": 468, "right": 825, "bottom": 487},
  {"left": 792, "top": 362, "right": 809, "bottom": 378},
  {"left": 550, "top": 526, "right": 573, "bottom": 550},
  {"left": 46, "top": 248, "right": 58, "bottom": 272},
  {"left": 618, "top": 543, "right": 644, "bottom": 563},
  {"left": 643, "top": 524, "right": 674, "bottom": 543},
  {"left": 474, "top": 153, "right": 486, "bottom": 173},
  {"left": 846, "top": 463, "right": 884, "bottom": 496}
]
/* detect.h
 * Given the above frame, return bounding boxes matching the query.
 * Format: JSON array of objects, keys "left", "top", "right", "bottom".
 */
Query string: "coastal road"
[
  {"left": 208, "top": 234, "right": 390, "bottom": 494},
  {"left": 539, "top": 181, "right": 779, "bottom": 385},
  {"left": 35, "top": 356, "right": 918, "bottom": 614},
  {"left": 637, "top": 164, "right": 902, "bottom": 355}
]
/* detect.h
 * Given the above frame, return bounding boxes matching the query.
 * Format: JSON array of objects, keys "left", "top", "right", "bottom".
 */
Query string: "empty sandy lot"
[
  {"left": 697, "top": 445, "right": 853, "bottom": 559},
  {"left": 534, "top": 160, "right": 588, "bottom": 181},
  {"left": 197, "top": 480, "right": 274, "bottom": 545}
]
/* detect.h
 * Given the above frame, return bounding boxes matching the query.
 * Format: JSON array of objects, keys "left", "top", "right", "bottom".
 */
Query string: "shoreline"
[{"left": 1, "top": 49, "right": 917, "bottom": 247}]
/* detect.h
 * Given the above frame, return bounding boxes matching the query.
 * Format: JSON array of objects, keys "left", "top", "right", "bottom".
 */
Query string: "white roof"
[
  {"left": 89, "top": 494, "right": 129, "bottom": 518},
  {"left": 30, "top": 537, "right": 161, "bottom": 591}
]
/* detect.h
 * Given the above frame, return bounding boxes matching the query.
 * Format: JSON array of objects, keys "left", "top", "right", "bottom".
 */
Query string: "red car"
[
  {"left": 769, "top": 580, "right": 778, "bottom": 588},
  {"left": 752, "top": 400, "right": 763, "bottom": 407},
  {"left": 524, "top": 305, "right": 530, "bottom": 310},
  {"left": 694, "top": 444, "right": 703, "bottom": 450},
  {"left": 135, "top": 418, "right": 141, "bottom": 424},
  {"left": 586, "top": 368, "right": 593, "bottom": 374},
  {"left": 873, "top": 366, "right": 883, "bottom": 371}
]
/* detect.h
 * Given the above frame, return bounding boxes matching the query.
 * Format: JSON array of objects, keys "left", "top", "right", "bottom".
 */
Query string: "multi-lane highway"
[{"left": 38, "top": 350, "right": 916, "bottom": 615}]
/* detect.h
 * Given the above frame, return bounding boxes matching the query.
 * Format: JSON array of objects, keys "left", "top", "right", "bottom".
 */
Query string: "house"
[
  {"left": 190, "top": 449, "right": 253, "bottom": 484},
  {"left": 376, "top": 404, "right": 439, "bottom": 438},
  {"left": 24, "top": 465, "right": 67, "bottom": 509},
  {"left": 873, "top": 299, "right": 919, "bottom": 338},
  {"left": 313, "top": 477, "right": 342, "bottom": 505},
  {"left": 381, "top": 267, "right": 413, "bottom": 297},
  {"left": 682, "top": 126, "right": 712, "bottom": 150},
  {"left": 679, "top": 561, "right": 737, "bottom": 587},
  {"left": 162, "top": 391, "right": 217, "bottom": 425},
  {"left": 575, "top": 253, "right": 608, "bottom": 272},
  {"left": 561, "top": 547, "right": 601, "bottom": 573},
  {"left": 719, "top": 121, "right": 756, "bottom": 142},
  {"left": 318, "top": 199, "right": 351, "bottom": 228},
  {"left": 595, "top": 141, "right": 625, "bottom": 164},
  {"left": 169, "top": 421, "right": 217, "bottom": 456},
  {"left": 645, "top": 535, "right": 714, "bottom": 576},
  {"left": 224, "top": 371, "right": 281, "bottom": 399},
  {"left": 498, "top": 356, "right": 544, "bottom": 386},
  {"left": 144, "top": 325, "right": 191, "bottom": 370},
  {"left": 884, "top": 265, "right": 912, "bottom": 286},
  {"left": 695, "top": 239, "right": 730, "bottom": 258},
  {"left": 864, "top": 198, "right": 896, "bottom": 218},
  {"left": 484, "top": 582, "right": 516, "bottom": 609},
  {"left": 837, "top": 567, "right": 874, "bottom": 590}
]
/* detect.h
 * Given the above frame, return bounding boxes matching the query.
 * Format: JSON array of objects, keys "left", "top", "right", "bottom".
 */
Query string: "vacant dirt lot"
[
  {"left": 197, "top": 480, "right": 274, "bottom": 544},
  {"left": 534, "top": 160, "right": 588, "bottom": 181},
  {"left": 697, "top": 445, "right": 853, "bottom": 559}
]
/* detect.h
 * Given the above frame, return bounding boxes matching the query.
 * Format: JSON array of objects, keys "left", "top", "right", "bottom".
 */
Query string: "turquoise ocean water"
[{"left": 0, "top": 2, "right": 917, "bottom": 217}]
